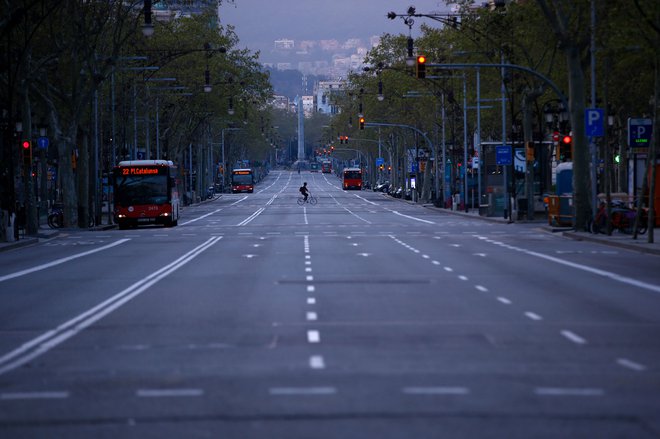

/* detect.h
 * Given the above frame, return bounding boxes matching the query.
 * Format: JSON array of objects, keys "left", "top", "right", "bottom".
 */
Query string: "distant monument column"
[{"left": 297, "top": 96, "right": 305, "bottom": 161}]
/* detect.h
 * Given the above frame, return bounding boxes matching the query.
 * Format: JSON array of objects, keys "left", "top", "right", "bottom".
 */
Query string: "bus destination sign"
[{"left": 121, "top": 167, "right": 164, "bottom": 176}]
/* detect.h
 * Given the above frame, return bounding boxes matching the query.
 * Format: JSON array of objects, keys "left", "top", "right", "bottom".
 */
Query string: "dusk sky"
[{"left": 219, "top": 0, "right": 452, "bottom": 53}]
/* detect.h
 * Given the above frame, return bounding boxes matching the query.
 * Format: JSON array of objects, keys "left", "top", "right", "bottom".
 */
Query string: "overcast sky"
[{"left": 219, "top": 0, "right": 451, "bottom": 53}]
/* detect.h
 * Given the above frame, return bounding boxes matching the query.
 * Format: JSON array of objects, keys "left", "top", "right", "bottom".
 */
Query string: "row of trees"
[
  {"left": 328, "top": 0, "right": 658, "bottom": 236},
  {"left": 0, "top": 0, "right": 274, "bottom": 238}
]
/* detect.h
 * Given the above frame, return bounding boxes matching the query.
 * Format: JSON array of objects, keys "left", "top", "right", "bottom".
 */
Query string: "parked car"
[{"left": 374, "top": 181, "right": 390, "bottom": 192}]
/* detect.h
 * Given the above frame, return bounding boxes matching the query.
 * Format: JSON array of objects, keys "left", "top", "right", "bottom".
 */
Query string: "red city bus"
[
  {"left": 113, "top": 160, "right": 180, "bottom": 229},
  {"left": 343, "top": 167, "right": 363, "bottom": 190},
  {"left": 231, "top": 168, "right": 254, "bottom": 193},
  {"left": 321, "top": 161, "right": 332, "bottom": 173}
]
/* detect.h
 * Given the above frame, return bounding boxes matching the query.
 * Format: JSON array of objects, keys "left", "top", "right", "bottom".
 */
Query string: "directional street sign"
[
  {"left": 376, "top": 157, "right": 384, "bottom": 166},
  {"left": 496, "top": 145, "right": 512, "bottom": 165},
  {"left": 37, "top": 136, "right": 49, "bottom": 149},
  {"left": 628, "top": 118, "right": 653, "bottom": 152},
  {"left": 585, "top": 108, "right": 604, "bottom": 137}
]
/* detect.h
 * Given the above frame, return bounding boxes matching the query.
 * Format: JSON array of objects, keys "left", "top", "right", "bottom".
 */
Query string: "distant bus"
[
  {"left": 343, "top": 167, "right": 363, "bottom": 190},
  {"left": 231, "top": 168, "right": 254, "bottom": 193},
  {"left": 321, "top": 161, "right": 332, "bottom": 173},
  {"left": 310, "top": 162, "right": 319, "bottom": 172},
  {"left": 113, "top": 160, "right": 180, "bottom": 229}
]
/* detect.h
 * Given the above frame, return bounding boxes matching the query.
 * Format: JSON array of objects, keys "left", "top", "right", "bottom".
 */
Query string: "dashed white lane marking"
[
  {"left": 1, "top": 391, "right": 69, "bottom": 400},
  {"left": 305, "top": 261, "right": 311, "bottom": 265},
  {"left": 270, "top": 387, "right": 336, "bottom": 396},
  {"left": 432, "top": 261, "right": 441, "bottom": 265},
  {"left": 561, "top": 330, "right": 587, "bottom": 345},
  {"left": 458, "top": 275, "right": 468, "bottom": 281},
  {"left": 534, "top": 388, "right": 604, "bottom": 396},
  {"left": 305, "top": 267, "right": 312, "bottom": 273},
  {"left": 444, "top": 267, "right": 453, "bottom": 272},
  {"left": 524, "top": 312, "right": 543, "bottom": 321},
  {"left": 307, "top": 330, "right": 320, "bottom": 343},
  {"left": 475, "top": 285, "right": 488, "bottom": 292},
  {"left": 309, "top": 355, "right": 326, "bottom": 369},
  {"left": 402, "top": 387, "right": 470, "bottom": 395},
  {"left": 306, "top": 275, "right": 314, "bottom": 281},
  {"left": 307, "top": 285, "right": 315, "bottom": 293},
  {"left": 306, "top": 312, "right": 318, "bottom": 321},
  {"left": 497, "top": 297, "right": 512, "bottom": 305},
  {"left": 617, "top": 358, "right": 647, "bottom": 371},
  {"left": 137, "top": 389, "right": 204, "bottom": 397},
  {"left": 307, "top": 298, "right": 316, "bottom": 305}
]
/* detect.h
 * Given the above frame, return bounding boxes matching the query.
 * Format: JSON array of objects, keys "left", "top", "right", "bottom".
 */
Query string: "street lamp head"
[{"left": 141, "top": 23, "right": 154, "bottom": 37}]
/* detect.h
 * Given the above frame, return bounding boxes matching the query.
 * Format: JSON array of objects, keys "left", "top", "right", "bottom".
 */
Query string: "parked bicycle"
[
  {"left": 590, "top": 201, "right": 648, "bottom": 235},
  {"left": 48, "top": 203, "right": 95, "bottom": 228},
  {"left": 297, "top": 194, "right": 317, "bottom": 205}
]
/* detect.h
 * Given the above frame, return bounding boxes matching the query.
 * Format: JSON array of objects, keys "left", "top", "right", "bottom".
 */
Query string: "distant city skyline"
[{"left": 219, "top": 0, "right": 451, "bottom": 56}]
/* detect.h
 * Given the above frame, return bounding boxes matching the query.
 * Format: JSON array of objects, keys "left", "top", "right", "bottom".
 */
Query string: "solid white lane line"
[
  {"left": 617, "top": 358, "right": 647, "bottom": 371},
  {"left": 270, "top": 387, "right": 336, "bottom": 396},
  {"left": 1, "top": 391, "right": 69, "bottom": 400},
  {"left": 390, "top": 210, "right": 436, "bottom": 224},
  {"left": 137, "top": 389, "right": 204, "bottom": 397},
  {"left": 0, "top": 239, "right": 130, "bottom": 283},
  {"left": 524, "top": 312, "right": 543, "bottom": 321},
  {"left": 534, "top": 387, "right": 604, "bottom": 396},
  {"left": 237, "top": 208, "right": 265, "bottom": 226},
  {"left": 309, "top": 356, "right": 325, "bottom": 369},
  {"left": 497, "top": 297, "right": 512, "bottom": 305},
  {"left": 307, "top": 330, "right": 320, "bottom": 343},
  {"left": 180, "top": 207, "right": 225, "bottom": 225},
  {"left": 306, "top": 312, "right": 318, "bottom": 321},
  {"left": 561, "top": 330, "right": 587, "bottom": 345},
  {"left": 475, "top": 235, "right": 660, "bottom": 294},
  {"left": 0, "top": 237, "right": 222, "bottom": 377},
  {"left": 402, "top": 387, "right": 470, "bottom": 395}
]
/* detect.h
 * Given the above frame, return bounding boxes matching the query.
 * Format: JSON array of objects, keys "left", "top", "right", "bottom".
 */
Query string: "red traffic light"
[
  {"left": 21, "top": 140, "right": 30, "bottom": 149},
  {"left": 561, "top": 135, "right": 572, "bottom": 144}
]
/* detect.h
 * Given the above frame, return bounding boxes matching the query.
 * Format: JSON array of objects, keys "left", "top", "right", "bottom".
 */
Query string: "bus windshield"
[
  {"left": 115, "top": 174, "right": 169, "bottom": 205},
  {"left": 344, "top": 170, "right": 361, "bottom": 179},
  {"left": 232, "top": 173, "right": 253, "bottom": 185}
]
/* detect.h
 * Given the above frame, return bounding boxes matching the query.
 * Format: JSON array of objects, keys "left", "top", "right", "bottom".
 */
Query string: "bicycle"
[
  {"left": 590, "top": 202, "right": 648, "bottom": 235},
  {"left": 47, "top": 203, "right": 96, "bottom": 228},
  {"left": 297, "top": 194, "right": 317, "bottom": 205}
]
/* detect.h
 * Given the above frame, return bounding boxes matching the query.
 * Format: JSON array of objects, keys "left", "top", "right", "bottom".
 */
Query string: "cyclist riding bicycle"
[{"left": 299, "top": 182, "right": 310, "bottom": 202}]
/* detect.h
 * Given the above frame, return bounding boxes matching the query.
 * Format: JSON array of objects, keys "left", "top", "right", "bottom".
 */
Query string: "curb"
[{"left": 562, "top": 231, "right": 660, "bottom": 256}]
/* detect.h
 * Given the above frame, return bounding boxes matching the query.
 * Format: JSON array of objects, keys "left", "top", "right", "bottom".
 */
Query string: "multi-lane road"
[{"left": 1, "top": 170, "right": 659, "bottom": 438}]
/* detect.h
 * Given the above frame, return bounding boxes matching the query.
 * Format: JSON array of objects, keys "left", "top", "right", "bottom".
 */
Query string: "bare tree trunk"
[{"left": 78, "top": 132, "right": 89, "bottom": 229}]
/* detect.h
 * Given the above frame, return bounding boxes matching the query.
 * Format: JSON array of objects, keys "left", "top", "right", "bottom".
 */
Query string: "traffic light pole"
[{"left": 365, "top": 122, "right": 435, "bottom": 203}]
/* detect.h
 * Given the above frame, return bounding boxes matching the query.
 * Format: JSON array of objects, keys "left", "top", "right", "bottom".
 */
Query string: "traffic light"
[
  {"left": 21, "top": 140, "right": 32, "bottom": 167},
  {"left": 330, "top": 145, "right": 334, "bottom": 153},
  {"left": 359, "top": 117, "right": 365, "bottom": 130},
  {"left": 560, "top": 134, "right": 572, "bottom": 161},
  {"left": 416, "top": 55, "right": 426, "bottom": 79}
]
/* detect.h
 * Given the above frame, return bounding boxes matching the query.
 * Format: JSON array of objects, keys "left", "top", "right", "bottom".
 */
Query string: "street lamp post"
[{"left": 221, "top": 127, "right": 241, "bottom": 191}]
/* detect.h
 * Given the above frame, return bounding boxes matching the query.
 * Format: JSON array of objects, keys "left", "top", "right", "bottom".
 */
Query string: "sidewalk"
[{"left": 429, "top": 204, "right": 660, "bottom": 256}]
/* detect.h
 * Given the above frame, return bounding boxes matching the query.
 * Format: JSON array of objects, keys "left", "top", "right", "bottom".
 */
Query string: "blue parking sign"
[{"left": 585, "top": 108, "right": 604, "bottom": 137}]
